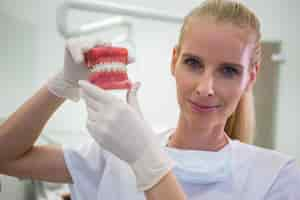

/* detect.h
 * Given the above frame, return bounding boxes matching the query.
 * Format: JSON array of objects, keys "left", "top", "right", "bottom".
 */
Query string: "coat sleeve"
[{"left": 63, "top": 137, "right": 106, "bottom": 200}]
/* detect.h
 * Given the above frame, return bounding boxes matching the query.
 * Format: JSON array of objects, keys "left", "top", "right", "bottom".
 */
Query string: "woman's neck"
[{"left": 168, "top": 115, "right": 229, "bottom": 151}]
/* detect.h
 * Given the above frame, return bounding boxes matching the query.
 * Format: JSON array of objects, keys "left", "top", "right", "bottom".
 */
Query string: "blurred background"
[{"left": 0, "top": 0, "right": 299, "bottom": 199}]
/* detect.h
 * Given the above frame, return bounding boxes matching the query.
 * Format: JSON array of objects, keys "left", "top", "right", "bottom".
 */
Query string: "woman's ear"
[
  {"left": 171, "top": 46, "right": 179, "bottom": 76},
  {"left": 245, "top": 63, "right": 259, "bottom": 92}
]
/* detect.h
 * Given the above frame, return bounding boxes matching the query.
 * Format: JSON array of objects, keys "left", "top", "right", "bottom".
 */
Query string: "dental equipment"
[{"left": 56, "top": 0, "right": 183, "bottom": 39}]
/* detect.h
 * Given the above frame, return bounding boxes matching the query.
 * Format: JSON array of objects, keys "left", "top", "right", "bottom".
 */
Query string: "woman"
[{"left": 0, "top": 0, "right": 299, "bottom": 199}]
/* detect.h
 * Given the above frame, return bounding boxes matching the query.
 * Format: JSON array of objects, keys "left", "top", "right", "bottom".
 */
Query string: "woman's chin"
[{"left": 187, "top": 114, "right": 218, "bottom": 128}]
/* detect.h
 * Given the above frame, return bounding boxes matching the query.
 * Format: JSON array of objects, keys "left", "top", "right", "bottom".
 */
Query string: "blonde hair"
[{"left": 178, "top": 0, "right": 262, "bottom": 143}]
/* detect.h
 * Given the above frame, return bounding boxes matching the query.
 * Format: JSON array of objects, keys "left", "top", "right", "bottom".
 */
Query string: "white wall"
[{"left": 0, "top": 0, "right": 299, "bottom": 198}]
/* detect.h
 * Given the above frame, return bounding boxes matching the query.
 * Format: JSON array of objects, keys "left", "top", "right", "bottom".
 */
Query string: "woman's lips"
[{"left": 189, "top": 100, "right": 220, "bottom": 112}]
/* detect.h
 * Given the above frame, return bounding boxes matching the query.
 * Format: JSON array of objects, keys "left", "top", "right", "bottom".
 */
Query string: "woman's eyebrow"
[
  {"left": 220, "top": 62, "right": 244, "bottom": 69},
  {"left": 181, "top": 53, "right": 202, "bottom": 60}
]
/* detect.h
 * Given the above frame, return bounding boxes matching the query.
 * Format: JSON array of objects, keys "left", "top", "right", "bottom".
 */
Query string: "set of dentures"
[{"left": 84, "top": 45, "right": 132, "bottom": 90}]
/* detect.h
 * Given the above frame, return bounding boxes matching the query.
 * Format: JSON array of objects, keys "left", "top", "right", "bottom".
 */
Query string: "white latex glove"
[
  {"left": 47, "top": 36, "right": 111, "bottom": 102},
  {"left": 79, "top": 80, "right": 173, "bottom": 191}
]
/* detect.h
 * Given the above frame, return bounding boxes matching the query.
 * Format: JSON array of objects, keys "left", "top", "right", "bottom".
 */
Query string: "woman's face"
[{"left": 171, "top": 17, "right": 258, "bottom": 128}]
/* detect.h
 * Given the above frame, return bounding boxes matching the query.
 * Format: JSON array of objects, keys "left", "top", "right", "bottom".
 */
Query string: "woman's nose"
[{"left": 195, "top": 72, "right": 215, "bottom": 97}]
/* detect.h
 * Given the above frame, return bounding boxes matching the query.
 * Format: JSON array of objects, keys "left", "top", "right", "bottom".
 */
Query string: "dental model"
[{"left": 84, "top": 45, "right": 132, "bottom": 90}]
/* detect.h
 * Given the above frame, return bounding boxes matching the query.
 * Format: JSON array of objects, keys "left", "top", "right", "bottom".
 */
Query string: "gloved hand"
[
  {"left": 47, "top": 36, "right": 110, "bottom": 102},
  {"left": 79, "top": 80, "right": 173, "bottom": 191}
]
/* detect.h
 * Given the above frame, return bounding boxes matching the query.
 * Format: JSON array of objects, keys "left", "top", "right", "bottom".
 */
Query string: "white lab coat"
[{"left": 63, "top": 130, "right": 300, "bottom": 200}]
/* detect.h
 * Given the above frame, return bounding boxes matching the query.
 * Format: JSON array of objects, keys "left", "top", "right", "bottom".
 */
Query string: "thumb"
[{"left": 126, "top": 82, "right": 143, "bottom": 116}]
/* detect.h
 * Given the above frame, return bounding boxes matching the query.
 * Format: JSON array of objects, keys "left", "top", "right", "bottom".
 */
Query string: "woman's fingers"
[
  {"left": 79, "top": 80, "right": 118, "bottom": 105},
  {"left": 126, "top": 82, "right": 142, "bottom": 116}
]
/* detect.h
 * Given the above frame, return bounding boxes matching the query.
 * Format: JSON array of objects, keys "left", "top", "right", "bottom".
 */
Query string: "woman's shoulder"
[
  {"left": 232, "top": 140, "right": 300, "bottom": 197},
  {"left": 231, "top": 140, "right": 295, "bottom": 172},
  {"left": 232, "top": 140, "right": 294, "bottom": 164}
]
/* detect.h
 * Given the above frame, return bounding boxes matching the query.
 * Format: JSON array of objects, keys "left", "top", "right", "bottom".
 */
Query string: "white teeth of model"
[{"left": 92, "top": 62, "right": 126, "bottom": 73}]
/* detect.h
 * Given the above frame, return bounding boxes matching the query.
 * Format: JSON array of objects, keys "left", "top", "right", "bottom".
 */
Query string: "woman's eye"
[
  {"left": 222, "top": 66, "right": 240, "bottom": 78},
  {"left": 183, "top": 58, "right": 201, "bottom": 69}
]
